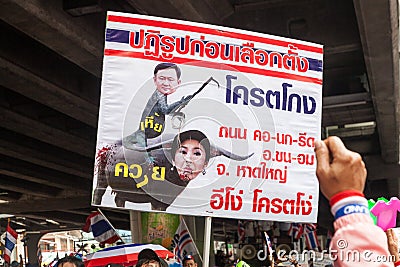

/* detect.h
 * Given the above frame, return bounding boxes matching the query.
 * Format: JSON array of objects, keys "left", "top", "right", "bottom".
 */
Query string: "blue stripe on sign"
[
  {"left": 92, "top": 220, "right": 113, "bottom": 237},
  {"left": 308, "top": 58, "right": 323, "bottom": 72},
  {"left": 106, "top": 29, "right": 129, "bottom": 43}
]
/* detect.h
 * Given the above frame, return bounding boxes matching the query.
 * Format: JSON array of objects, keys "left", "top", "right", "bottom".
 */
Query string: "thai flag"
[
  {"left": 4, "top": 223, "right": 18, "bottom": 263},
  {"left": 263, "top": 232, "right": 273, "bottom": 256},
  {"left": 83, "top": 211, "right": 120, "bottom": 245},
  {"left": 237, "top": 220, "right": 245, "bottom": 243},
  {"left": 303, "top": 224, "right": 319, "bottom": 250},
  {"left": 49, "top": 259, "right": 58, "bottom": 267},
  {"left": 288, "top": 223, "right": 303, "bottom": 240},
  {"left": 173, "top": 218, "right": 198, "bottom": 263},
  {"left": 37, "top": 244, "right": 43, "bottom": 265}
]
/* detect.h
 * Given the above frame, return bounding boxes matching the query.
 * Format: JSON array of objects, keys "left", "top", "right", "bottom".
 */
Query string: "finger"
[
  {"left": 315, "top": 139, "right": 329, "bottom": 174},
  {"left": 390, "top": 228, "right": 398, "bottom": 241},
  {"left": 386, "top": 228, "right": 395, "bottom": 241},
  {"left": 386, "top": 228, "right": 393, "bottom": 237},
  {"left": 326, "top": 136, "right": 348, "bottom": 158}
]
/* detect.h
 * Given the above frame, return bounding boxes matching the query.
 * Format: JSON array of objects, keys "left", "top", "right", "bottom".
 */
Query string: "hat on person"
[
  {"left": 182, "top": 255, "right": 195, "bottom": 265},
  {"left": 138, "top": 248, "right": 161, "bottom": 263},
  {"left": 136, "top": 248, "right": 169, "bottom": 267}
]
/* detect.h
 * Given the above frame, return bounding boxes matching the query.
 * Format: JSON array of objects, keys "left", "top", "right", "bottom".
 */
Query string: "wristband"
[
  {"left": 331, "top": 196, "right": 368, "bottom": 216},
  {"left": 334, "top": 203, "right": 370, "bottom": 219},
  {"left": 330, "top": 190, "right": 364, "bottom": 207},
  {"left": 394, "top": 261, "right": 400, "bottom": 266}
]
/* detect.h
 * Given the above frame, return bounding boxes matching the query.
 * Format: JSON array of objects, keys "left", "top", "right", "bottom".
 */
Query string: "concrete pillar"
[
  {"left": 26, "top": 233, "right": 44, "bottom": 266},
  {"left": 184, "top": 216, "right": 215, "bottom": 267},
  {"left": 130, "top": 211, "right": 142, "bottom": 243}
]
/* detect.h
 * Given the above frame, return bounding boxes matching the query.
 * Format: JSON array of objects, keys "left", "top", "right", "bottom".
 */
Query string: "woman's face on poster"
[{"left": 174, "top": 139, "right": 207, "bottom": 181}]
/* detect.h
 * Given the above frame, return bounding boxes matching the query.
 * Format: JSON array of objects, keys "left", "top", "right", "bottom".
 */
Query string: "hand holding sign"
[{"left": 314, "top": 136, "right": 366, "bottom": 200}]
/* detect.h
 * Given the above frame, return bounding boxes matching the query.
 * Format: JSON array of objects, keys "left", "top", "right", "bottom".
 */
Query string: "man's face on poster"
[{"left": 153, "top": 68, "right": 181, "bottom": 95}]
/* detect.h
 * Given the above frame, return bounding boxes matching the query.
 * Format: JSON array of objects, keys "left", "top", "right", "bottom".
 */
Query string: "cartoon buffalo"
[{"left": 92, "top": 130, "right": 252, "bottom": 210}]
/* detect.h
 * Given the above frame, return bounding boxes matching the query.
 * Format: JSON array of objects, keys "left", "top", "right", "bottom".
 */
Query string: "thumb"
[{"left": 314, "top": 140, "right": 329, "bottom": 177}]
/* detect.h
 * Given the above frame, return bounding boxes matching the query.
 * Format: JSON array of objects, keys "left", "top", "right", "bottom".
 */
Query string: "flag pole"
[
  {"left": 181, "top": 217, "right": 203, "bottom": 262},
  {"left": 202, "top": 216, "right": 212, "bottom": 267},
  {"left": 96, "top": 208, "right": 125, "bottom": 244},
  {"left": 7, "top": 218, "right": 12, "bottom": 265}
]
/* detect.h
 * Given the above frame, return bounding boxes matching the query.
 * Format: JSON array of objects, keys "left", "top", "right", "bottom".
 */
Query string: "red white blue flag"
[
  {"left": 172, "top": 218, "right": 199, "bottom": 263},
  {"left": 287, "top": 223, "right": 304, "bottom": 240},
  {"left": 238, "top": 220, "right": 245, "bottom": 243},
  {"left": 83, "top": 211, "right": 120, "bottom": 245},
  {"left": 303, "top": 223, "right": 319, "bottom": 250},
  {"left": 4, "top": 223, "right": 18, "bottom": 263},
  {"left": 287, "top": 223, "right": 318, "bottom": 249},
  {"left": 263, "top": 231, "right": 273, "bottom": 256},
  {"left": 49, "top": 259, "right": 58, "bottom": 267},
  {"left": 37, "top": 243, "right": 43, "bottom": 265}
]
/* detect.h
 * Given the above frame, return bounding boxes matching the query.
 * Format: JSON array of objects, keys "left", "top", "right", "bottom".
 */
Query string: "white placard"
[{"left": 92, "top": 12, "right": 323, "bottom": 223}]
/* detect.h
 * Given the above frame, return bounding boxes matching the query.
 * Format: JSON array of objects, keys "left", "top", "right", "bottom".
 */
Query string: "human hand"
[
  {"left": 385, "top": 228, "right": 400, "bottom": 262},
  {"left": 314, "top": 136, "right": 366, "bottom": 200}
]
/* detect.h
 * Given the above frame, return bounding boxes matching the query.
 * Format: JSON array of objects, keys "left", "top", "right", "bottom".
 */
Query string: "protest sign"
[{"left": 92, "top": 12, "right": 323, "bottom": 223}]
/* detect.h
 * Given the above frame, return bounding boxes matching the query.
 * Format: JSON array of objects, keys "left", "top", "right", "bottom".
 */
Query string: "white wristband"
[{"left": 331, "top": 196, "right": 368, "bottom": 216}]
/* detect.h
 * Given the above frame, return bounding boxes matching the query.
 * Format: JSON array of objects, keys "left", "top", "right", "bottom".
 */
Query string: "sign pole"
[{"left": 202, "top": 216, "right": 212, "bottom": 267}]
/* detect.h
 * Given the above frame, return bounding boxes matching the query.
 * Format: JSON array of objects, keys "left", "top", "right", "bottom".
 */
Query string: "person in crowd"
[
  {"left": 215, "top": 250, "right": 226, "bottom": 266},
  {"left": 57, "top": 256, "right": 84, "bottom": 267},
  {"left": 288, "top": 257, "right": 300, "bottom": 267},
  {"left": 270, "top": 255, "right": 299, "bottom": 267},
  {"left": 123, "top": 62, "right": 191, "bottom": 149},
  {"left": 182, "top": 255, "right": 197, "bottom": 267},
  {"left": 136, "top": 248, "right": 168, "bottom": 267},
  {"left": 235, "top": 260, "right": 251, "bottom": 267},
  {"left": 314, "top": 136, "right": 396, "bottom": 267}
]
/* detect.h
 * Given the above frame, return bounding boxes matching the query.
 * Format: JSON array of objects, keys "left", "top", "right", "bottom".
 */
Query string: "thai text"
[
  {"left": 235, "top": 164, "right": 288, "bottom": 183},
  {"left": 252, "top": 190, "right": 313, "bottom": 215},
  {"left": 210, "top": 187, "right": 244, "bottom": 211},
  {"left": 114, "top": 162, "right": 166, "bottom": 188},
  {"left": 253, "top": 131, "right": 315, "bottom": 147},
  {"left": 225, "top": 75, "right": 316, "bottom": 114},
  {"left": 218, "top": 127, "right": 316, "bottom": 147},
  {"left": 140, "top": 113, "right": 163, "bottom": 133},
  {"left": 128, "top": 29, "right": 310, "bottom": 72}
]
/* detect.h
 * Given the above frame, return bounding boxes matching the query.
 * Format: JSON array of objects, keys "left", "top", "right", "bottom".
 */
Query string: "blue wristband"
[{"left": 334, "top": 203, "right": 370, "bottom": 219}]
